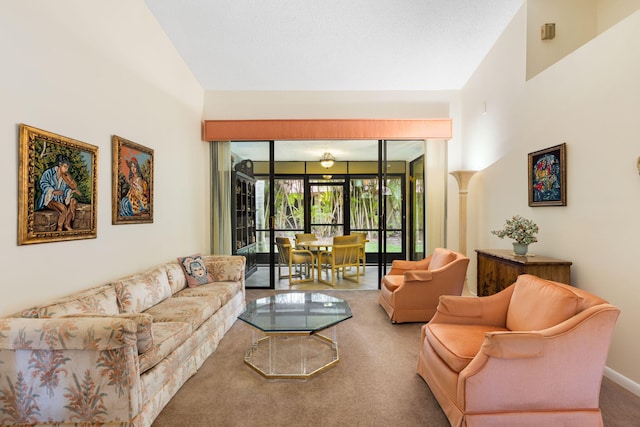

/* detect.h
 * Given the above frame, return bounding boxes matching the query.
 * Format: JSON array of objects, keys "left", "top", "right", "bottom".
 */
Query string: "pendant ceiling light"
[{"left": 320, "top": 152, "right": 335, "bottom": 168}]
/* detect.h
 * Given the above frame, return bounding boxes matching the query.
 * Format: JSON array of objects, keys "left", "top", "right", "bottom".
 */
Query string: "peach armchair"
[
  {"left": 417, "top": 274, "right": 620, "bottom": 427},
  {"left": 379, "top": 248, "right": 469, "bottom": 323}
]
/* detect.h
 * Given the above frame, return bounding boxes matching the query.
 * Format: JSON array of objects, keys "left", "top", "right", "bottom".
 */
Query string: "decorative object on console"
[
  {"left": 112, "top": 135, "right": 154, "bottom": 224},
  {"left": 18, "top": 124, "right": 98, "bottom": 245},
  {"left": 178, "top": 254, "right": 214, "bottom": 287},
  {"left": 528, "top": 142, "right": 567, "bottom": 206},
  {"left": 491, "top": 215, "right": 539, "bottom": 256}
]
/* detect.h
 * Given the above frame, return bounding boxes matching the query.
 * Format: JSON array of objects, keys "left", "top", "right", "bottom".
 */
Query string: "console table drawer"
[{"left": 476, "top": 249, "right": 572, "bottom": 296}]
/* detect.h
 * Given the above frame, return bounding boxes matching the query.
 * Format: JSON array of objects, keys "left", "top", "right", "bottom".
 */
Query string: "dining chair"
[
  {"left": 294, "top": 233, "right": 319, "bottom": 256},
  {"left": 318, "top": 235, "right": 361, "bottom": 286},
  {"left": 275, "top": 237, "right": 315, "bottom": 285},
  {"left": 350, "top": 232, "right": 367, "bottom": 273}
]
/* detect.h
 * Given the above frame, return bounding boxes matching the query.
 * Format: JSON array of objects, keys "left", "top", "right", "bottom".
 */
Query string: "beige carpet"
[{"left": 153, "top": 289, "right": 640, "bottom": 427}]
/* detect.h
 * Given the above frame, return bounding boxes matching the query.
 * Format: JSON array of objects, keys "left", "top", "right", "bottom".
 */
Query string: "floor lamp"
[{"left": 449, "top": 170, "right": 477, "bottom": 256}]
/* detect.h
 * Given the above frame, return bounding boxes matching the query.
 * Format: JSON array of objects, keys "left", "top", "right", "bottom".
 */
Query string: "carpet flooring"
[{"left": 152, "top": 289, "right": 640, "bottom": 427}]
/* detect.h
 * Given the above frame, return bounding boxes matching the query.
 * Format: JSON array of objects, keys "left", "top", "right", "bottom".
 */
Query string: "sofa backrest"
[
  {"left": 19, "top": 284, "right": 120, "bottom": 318},
  {"left": 113, "top": 265, "right": 172, "bottom": 313},
  {"left": 201, "top": 255, "right": 245, "bottom": 282},
  {"left": 506, "top": 274, "right": 600, "bottom": 331},
  {"left": 166, "top": 261, "right": 188, "bottom": 294}
]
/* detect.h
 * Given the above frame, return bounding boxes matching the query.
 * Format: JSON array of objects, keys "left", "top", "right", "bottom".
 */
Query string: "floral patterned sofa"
[{"left": 0, "top": 255, "right": 246, "bottom": 427}]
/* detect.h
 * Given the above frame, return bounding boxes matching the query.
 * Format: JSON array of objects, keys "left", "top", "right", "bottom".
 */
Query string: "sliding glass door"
[{"left": 229, "top": 139, "right": 423, "bottom": 289}]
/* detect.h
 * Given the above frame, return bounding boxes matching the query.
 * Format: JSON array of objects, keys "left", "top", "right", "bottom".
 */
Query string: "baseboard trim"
[{"left": 604, "top": 366, "right": 640, "bottom": 397}]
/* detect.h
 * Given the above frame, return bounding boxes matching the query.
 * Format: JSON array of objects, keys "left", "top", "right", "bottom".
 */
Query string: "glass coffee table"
[{"left": 238, "top": 292, "right": 352, "bottom": 380}]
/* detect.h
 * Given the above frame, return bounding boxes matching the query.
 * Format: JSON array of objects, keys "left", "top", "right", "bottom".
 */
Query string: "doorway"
[{"left": 229, "top": 140, "right": 422, "bottom": 289}]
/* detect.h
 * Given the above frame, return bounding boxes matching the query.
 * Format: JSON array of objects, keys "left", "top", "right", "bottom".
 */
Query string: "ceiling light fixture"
[{"left": 320, "top": 152, "right": 335, "bottom": 168}]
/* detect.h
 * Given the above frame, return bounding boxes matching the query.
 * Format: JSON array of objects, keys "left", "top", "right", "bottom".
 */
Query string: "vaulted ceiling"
[{"left": 146, "top": 0, "right": 525, "bottom": 91}]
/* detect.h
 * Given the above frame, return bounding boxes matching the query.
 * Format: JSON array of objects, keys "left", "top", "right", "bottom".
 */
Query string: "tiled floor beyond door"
[{"left": 245, "top": 264, "right": 381, "bottom": 290}]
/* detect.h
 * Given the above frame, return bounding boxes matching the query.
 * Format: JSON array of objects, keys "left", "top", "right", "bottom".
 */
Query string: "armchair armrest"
[
  {"left": 387, "top": 256, "right": 431, "bottom": 275},
  {"left": 481, "top": 331, "right": 544, "bottom": 359},
  {"left": 430, "top": 284, "right": 515, "bottom": 326},
  {"left": 403, "top": 270, "right": 433, "bottom": 282}
]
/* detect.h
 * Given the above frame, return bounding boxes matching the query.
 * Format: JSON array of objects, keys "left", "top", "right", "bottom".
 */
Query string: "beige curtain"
[
  {"left": 211, "top": 141, "right": 232, "bottom": 254},
  {"left": 425, "top": 139, "right": 448, "bottom": 254}
]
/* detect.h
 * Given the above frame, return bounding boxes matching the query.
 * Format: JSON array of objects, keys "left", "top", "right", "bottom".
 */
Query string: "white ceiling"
[
  {"left": 145, "top": 0, "right": 525, "bottom": 91},
  {"left": 145, "top": 0, "right": 524, "bottom": 162}
]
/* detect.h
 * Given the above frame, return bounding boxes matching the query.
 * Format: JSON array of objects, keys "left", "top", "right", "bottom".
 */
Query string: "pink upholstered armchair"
[
  {"left": 379, "top": 248, "right": 469, "bottom": 323},
  {"left": 417, "top": 274, "right": 620, "bottom": 427}
]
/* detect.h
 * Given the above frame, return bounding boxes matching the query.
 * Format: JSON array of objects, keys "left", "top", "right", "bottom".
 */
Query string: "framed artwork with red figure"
[
  {"left": 528, "top": 143, "right": 567, "bottom": 207},
  {"left": 112, "top": 135, "right": 154, "bottom": 224}
]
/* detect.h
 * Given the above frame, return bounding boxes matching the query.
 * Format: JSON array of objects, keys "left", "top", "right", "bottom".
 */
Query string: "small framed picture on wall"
[
  {"left": 528, "top": 143, "right": 567, "bottom": 207},
  {"left": 112, "top": 135, "right": 154, "bottom": 224}
]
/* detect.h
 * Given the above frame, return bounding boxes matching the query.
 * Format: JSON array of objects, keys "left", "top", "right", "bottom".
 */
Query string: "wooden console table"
[{"left": 476, "top": 249, "right": 572, "bottom": 296}]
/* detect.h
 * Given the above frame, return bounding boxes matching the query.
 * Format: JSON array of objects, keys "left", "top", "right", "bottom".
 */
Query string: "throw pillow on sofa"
[{"left": 178, "top": 254, "right": 214, "bottom": 287}]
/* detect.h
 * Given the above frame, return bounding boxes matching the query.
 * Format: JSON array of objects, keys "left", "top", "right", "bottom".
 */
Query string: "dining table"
[{"left": 295, "top": 239, "right": 333, "bottom": 280}]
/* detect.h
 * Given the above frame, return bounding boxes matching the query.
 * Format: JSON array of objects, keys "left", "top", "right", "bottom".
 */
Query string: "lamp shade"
[{"left": 320, "top": 152, "right": 335, "bottom": 168}]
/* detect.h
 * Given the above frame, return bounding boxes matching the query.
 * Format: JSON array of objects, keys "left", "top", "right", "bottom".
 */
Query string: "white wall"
[
  {"left": 0, "top": 1, "right": 206, "bottom": 316},
  {"left": 462, "top": 6, "right": 640, "bottom": 391}
]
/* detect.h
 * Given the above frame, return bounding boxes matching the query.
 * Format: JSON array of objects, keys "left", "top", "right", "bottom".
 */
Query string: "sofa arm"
[
  {"left": 0, "top": 317, "right": 137, "bottom": 350},
  {"left": 0, "top": 317, "right": 143, "bottom": 425}
]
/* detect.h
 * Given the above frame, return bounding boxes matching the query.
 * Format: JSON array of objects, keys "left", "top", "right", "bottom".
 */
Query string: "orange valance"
[{"left": 202, "top": 119, "right": 452, "bottom": 141}]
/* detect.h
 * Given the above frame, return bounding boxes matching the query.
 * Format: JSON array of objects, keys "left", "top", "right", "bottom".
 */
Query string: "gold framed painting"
[
  {"left": 112, "top": 135, "right": 154, "bottom": 224},
  {"left": 18, "top": 124, "right": 98, "bottom": 245},
  {"left": 528, "top": 143, "right": 567, "bottom": 207}
]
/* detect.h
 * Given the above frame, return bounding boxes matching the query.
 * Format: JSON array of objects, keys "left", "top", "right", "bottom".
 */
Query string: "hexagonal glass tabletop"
[{"left": 238, "top": 292, "right": 353, "bottom": 334}]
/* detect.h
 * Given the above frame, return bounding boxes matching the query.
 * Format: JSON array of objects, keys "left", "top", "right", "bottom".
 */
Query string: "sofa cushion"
[
  {"left": 203, "top": 256, "right": 245, "bottom": 282},
  {"left": 428, "top": 248, "right": 456, "bottom": 270},
  {"left": 114, "top": 266, "right": 172, "bottom": 313},
  {"left": 426, "top": 323, "right": 509, "bottom": 372},
  {"left": 144, "top": 296, "right": 221, "bottom": 331},
  {"left": 138, "top": 321, "right": 192, "bottom": 373},
  {"left": 174, "top": 281, "right": 242, "bottom": 306},
  {"left": 37, "top": 285, "right": 120, "bottom": 318},
  {"left": 166, "top": 261, "right": 188, "bottom": 294},
  {"left": 506, "top": 275, "right": 582, "bottom": 331},
  {"left": 178, "top": 254, "right": 214, "bottom": 287}
]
